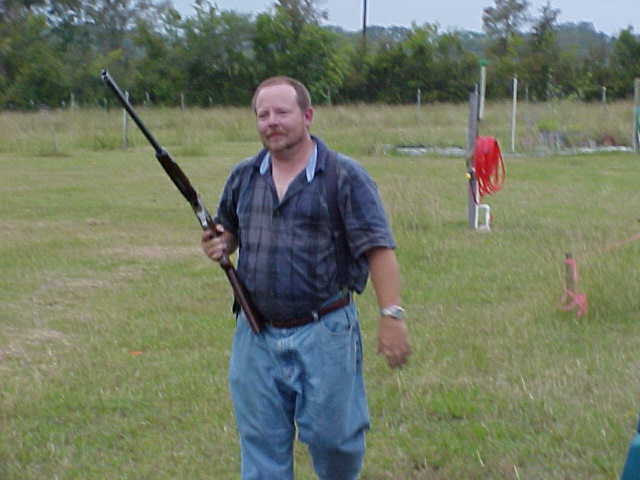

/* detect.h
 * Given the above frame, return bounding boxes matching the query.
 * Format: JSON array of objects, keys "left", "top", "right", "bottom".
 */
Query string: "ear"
[{"left": 303, "top": 107, "right": 314, "bottom": 127}]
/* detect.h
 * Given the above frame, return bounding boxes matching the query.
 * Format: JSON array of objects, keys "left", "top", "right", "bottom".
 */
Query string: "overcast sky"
[{"left": 170, "top": 0, "right": 639, "bottom": 36}]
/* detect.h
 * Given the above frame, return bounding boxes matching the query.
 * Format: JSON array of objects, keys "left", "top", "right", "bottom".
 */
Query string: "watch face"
[{"left": 382, "top": 306, "right": 405, "bottom": 319}]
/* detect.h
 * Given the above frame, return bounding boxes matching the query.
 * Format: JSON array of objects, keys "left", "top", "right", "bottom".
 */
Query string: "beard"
[{"left": 261, "top": 128, "right": 307, "bottom": 154}]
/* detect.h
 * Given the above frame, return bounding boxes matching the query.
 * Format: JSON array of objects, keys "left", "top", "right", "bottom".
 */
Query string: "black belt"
[{"left": 268, "top": 294, "right": 351, "bottom": 328}]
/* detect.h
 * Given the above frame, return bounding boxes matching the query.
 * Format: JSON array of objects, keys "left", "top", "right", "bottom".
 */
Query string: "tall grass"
[
  {"left": 0, "top": 99, "right": 635, "bottom": 157},
  {"left": 1, "top": 104, "right": 639, "bottom": 479}
]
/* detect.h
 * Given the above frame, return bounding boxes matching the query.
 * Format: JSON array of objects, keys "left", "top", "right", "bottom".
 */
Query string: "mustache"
[{"left": 266, "top": 129, "right": 286, "bottom": 138}]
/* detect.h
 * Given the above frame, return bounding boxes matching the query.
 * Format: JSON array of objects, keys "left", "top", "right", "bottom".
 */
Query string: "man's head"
[
  {"left": 252, "top": 76, "right": 314, "bottom": 155},
  {"left": 251, "top": 76, "right": 312, "bottom": 113}
]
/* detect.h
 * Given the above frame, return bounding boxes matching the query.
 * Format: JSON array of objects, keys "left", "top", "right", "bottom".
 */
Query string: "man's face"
[{"left": 255, "top": 84, "right": 313, "bottom": 154}]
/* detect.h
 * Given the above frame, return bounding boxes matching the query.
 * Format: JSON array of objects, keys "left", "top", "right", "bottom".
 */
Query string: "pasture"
[{"left": 1, "top": 101, "right": 639, "bottom": 479}]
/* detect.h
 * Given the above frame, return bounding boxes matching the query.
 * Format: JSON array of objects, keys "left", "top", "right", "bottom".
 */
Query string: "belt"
[{"left": 268, "top": 294, "right": 351, "bottom": 329}]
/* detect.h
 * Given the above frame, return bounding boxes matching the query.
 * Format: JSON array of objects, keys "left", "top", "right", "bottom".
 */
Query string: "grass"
[{"left": 1, "top": 103, "right": 640, "bottom": 479}]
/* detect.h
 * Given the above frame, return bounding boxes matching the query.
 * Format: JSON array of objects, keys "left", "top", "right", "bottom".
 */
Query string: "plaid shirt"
[{"left": 216, "top": 137, "right": 395, "bottom": 322}]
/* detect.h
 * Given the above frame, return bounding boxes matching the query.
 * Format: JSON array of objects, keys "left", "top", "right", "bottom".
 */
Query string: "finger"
[
  {"left": 389, "top": 354, "right": 407, "bottom": 368},
  {"left": 387, "top": 347, "right": 410, "bottom": 366},
  {"left": 386, "top": 354, "right": 400, "bottom": 368},
  {"left": 202, "top": 229, "right": 215, "bottom": 242}
]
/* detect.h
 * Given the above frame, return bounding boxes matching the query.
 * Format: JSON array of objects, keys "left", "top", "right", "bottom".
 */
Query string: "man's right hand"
[{"left": 201, "top": 224, "right": 235, "bottom": 262}]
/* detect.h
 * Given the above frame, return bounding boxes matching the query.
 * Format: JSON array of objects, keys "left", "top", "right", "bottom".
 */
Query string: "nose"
[{"left": 265, "top": 111, "right": 279, "bottom": 127}]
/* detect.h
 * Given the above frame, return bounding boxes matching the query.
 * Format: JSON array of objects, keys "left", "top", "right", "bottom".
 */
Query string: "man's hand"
[
  {"left": 377, "top": 316, "right": 411, "bottom": 368},
  {"left": 201, "top": 224, "right": 236, "bottom": 262}
]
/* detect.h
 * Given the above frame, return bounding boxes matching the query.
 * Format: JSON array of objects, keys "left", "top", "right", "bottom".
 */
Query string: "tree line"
[{"left": 1, "top": 0, "right": 639, "bottom": 109}]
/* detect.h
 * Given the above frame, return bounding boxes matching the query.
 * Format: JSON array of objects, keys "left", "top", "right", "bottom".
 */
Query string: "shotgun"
[{"left": 101, "top": 69, "right": 263, "bottom": 333}]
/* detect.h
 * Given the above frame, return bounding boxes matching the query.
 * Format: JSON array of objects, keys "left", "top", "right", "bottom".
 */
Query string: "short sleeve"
[{"left": 338, "top": 157, "right": 395, "bottom": 259}]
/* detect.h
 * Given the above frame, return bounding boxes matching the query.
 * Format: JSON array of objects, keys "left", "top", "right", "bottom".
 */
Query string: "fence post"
[
  {"left": 479, "top": 60, "right": 487, "bottom": 120},
  {"left": 511, "top": 76, "right": 518, "bottom": 153},
  {"left": 634, "top": 78, "right": 640, "bottom": 153},
  {"left": 122, "top": 91, "right": 129, "bottom": 148},
  {"left": 467, "top": 87, "right": 480, "bottom": 229}
]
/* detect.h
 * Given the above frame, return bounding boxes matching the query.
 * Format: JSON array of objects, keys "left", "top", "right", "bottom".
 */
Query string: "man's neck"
[
  {"left": 271, "top": 135, "right": 314, "bottom": 174},
  {"left": 270, "top": 136, "right": 315, "bottom": 201}
]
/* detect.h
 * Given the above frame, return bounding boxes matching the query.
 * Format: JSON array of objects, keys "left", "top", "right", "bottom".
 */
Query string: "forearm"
[
  {"left": 366, "top": 247, "right": 401, "bottom": 311},
  {"left": 366, "top": 246, "right": 410, "bottom": 368}
]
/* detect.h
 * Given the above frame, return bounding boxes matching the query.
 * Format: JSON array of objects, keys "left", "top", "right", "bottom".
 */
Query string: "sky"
[{"left": 171, "top": 0, "right": 639, "bottom": 36}]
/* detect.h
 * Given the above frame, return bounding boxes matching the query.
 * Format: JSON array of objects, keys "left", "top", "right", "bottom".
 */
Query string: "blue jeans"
[
  {"left": 229, "top": 297, "right": 370, "bottom": 479},
  {"left": 621, "top": 417, "right": 640, "bottom": 480}
]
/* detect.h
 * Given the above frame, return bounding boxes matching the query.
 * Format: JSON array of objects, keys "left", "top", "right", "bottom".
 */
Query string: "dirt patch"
[
  {"left": 104, "top": 245, "right": 199, "bottom": 260},
  {"left": 29, "top": 266, "right": 147, "bottom": 309},
  {"left": 0, "top": 327, "right": 69, "bottom": 363}
]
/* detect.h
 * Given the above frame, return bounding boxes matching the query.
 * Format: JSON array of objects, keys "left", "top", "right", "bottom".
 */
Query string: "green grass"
[{"left": 1, "top": 104, "right": 640, "bottom": 479}]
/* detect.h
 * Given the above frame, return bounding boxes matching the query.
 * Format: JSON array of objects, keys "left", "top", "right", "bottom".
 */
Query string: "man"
[{"left": 201, "top": 76, "right": 411, "bottom": 479}]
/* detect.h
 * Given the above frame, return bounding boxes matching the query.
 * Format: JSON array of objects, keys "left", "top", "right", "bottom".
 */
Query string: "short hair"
[{"left": 251, "top": 76, "right": 312, "bottom": 113}]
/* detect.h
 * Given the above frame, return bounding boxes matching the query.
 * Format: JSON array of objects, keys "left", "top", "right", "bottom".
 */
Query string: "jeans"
[
  {"left": 621, "top": 417, "right": 640, "bottom": 480},
  {"left": 229, "top": 296, "right": 370, "bottom": 479}
]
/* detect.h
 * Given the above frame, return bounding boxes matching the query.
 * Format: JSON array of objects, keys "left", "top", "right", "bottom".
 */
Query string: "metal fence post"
[
  {"left": 467, "top": 87, "right": 479, "bottom": 229},
  {"left": 634, "top": 78, "right": 640, "bottom": 153}
]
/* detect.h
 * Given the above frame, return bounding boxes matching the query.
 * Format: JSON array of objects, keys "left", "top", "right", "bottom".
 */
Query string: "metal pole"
[
  {"left": 467, "top": 87, "right": 480, "bottom": 229},
  {"left": 601, "top": 86, "right": 607, "bottom": 104},
  {"left": 634, "top": 78, "right": 640, "bottom": 153},
  {"left": 479, "top": 65, "right": 487, "bottom": 120},
  {"left": 511, "top": 76, "right": 518, "bottom": 153},
  {"left": 122, "top": 90, "right": 129, "bottom": 148}
]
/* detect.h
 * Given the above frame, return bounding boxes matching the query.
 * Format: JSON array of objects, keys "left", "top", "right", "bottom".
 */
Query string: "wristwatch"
[{"left": 380, "top": 305, "right": 406, "bottom": 320}]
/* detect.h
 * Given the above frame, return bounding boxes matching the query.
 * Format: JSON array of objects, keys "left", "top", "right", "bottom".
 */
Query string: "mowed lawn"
[{"left": 1, "top": 105, "right": 640, "bottom": 479}]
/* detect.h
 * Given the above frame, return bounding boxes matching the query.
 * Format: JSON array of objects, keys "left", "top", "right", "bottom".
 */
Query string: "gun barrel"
[
  {"left": 100, "top": 69, "right": 263, "bottom": 333},
  {"left": 101, "top": 70, "right": 162, "bottom": 154}
]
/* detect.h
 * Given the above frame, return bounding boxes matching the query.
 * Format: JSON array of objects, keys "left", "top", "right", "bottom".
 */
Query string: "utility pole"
[{"left": 362, "top": 0, "right": 368, "bottom": 43}]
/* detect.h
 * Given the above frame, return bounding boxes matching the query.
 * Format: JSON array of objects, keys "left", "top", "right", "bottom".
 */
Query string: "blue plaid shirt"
[{"left": 216, "top": 137, "right": 395, "bottom": 322}]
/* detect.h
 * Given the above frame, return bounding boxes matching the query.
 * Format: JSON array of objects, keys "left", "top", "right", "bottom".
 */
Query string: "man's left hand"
[{"left": 377, "top": 316, "right": 411, "bottom": 368}]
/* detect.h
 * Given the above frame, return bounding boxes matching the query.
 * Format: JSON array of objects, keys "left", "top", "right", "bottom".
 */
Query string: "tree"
[
  {"left": 610, "top": 28, "right": 640, "bottom": 97},
  {"left": 274, "top": 0, "right": 327, "bottom": 34},
  {"left": 482, "top": 0, "right": 530, "bottom": 55},
  {"left": 482, "top": 0, "right": 530, "bottom": 97},
  {"left": 0, "top": 14, "right": 68, "bottom": 108},
  {"left": 432, "top": 32, "right": 478, "bottom": 101},
  {"left": 523, "top": 1, "right": 561, "bottom": 100},
  {"left": 130, "top": 14, "right": 187, "bottom": 105},
  {"left": 366, "top": 25, "right": 476, "bottom": 103},
  {"left": 178, "top": 0, "right": 256, "bottom": 105},
  {"left": 253, "top": 2, "right": 345, "bottom": 103}
]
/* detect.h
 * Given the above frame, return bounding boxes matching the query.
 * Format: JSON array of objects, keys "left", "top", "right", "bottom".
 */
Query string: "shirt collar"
[{"left": 259, "top": 142, "right": 319, "bottom": 183}]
